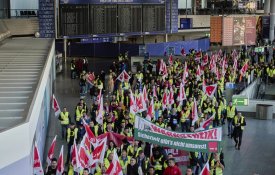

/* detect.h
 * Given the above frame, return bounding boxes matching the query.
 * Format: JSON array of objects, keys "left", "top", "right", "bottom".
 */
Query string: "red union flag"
[
  {"left": 83, "top": 120, "right": 96, "bottom": 144},
  {"left": 52, "top": 94, "right": 61, "bottom": 117},
  {"left": 199, "top": 160, "right": 210, "bottom": 175},
  {"left": 177, "top": 82, "right": 186, "bottom": 102},
  {"left": 71, "top": 139, "right": 80, "bottom": 172},
  {"left": 56, "top": 145, "right": 64, "bottom": 175},
  {"left": 123, "top": 70, "right": 131, "bottom": 82},
  {"left": 89, "top": 137, "right": 107, "bottom": 166},
  {"left": 87, "top": 72, "right": 95, "bottom": 84},
  {"left": 33, "top": 142, "right": 44, "bottom": 175},
  {"left": 240, "top": 61, "right": 248, "bottom": 76},
  {"left": 79, "top": 145, "right": 90, "bottom": 170},
  {"left": 195, "top": 113, "right": 215, "bottom": 132},
  {"left": 105, "top": 150, "right": 123, "bottom": 175},
  {"left": 47, "top": 135, "right": 57, "bottom": 166},
  {"left": 129, "top": 90, "right": 137, "bottom": 114},
  {"left": 168, "top": 54, "right": 173, "bottom": 65},
  {"left": 203, "top": 84, "right": 217, "bottom": 98},
  {"left": 162, "top": 92, "right": 168, "bottom": 109},
  {"left": 146, "top": 98, "right": 154, "bottom": 121},
  {"left": 191, "top": 98, "right": 198, "bottom": 126}
]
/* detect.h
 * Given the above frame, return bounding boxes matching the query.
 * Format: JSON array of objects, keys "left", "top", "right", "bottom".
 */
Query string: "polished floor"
[{"left": 44, "top": 57, "right": 275, "bottom": 175}]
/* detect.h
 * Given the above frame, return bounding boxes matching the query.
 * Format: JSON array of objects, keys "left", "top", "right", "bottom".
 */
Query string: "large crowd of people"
[{"left": 45, "top": 48, "right": 274, "bottom": 175}]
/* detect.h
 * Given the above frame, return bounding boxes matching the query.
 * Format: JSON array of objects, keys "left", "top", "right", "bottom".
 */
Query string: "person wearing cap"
[{"left": 163, "top": 158, "right": 182, "bottom": 175}]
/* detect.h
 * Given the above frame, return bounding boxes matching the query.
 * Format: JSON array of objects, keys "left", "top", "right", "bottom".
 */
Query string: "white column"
[
  {"left": 64, "top": 38, "right": 67, "bottom": 62},
  {"left": 264, "top": 0, "right": 270, "bottom": 14},
  {"left": 269, "top": 0, "right": 275, "bottom": 62}
]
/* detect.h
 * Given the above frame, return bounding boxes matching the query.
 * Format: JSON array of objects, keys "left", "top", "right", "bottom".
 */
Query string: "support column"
[
  {"left": 165, "top": 33, "right": 168, "bottom": 42},
  {"left": 264, "top": 0, "right": 270, "bottom": 14},
  {"left": 64, "top": 38, "right": 67, "bottom": 63},
  {"left": 269, "top": 0, "right": 275, "bottom": 62}
]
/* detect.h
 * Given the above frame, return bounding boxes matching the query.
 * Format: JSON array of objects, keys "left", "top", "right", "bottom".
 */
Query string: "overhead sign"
[
  {"left": 134, "top": 116, "right": 222, "bottom": 153},
  {"left": 232, "top": 95, "right": 249, "bottom": 106}
]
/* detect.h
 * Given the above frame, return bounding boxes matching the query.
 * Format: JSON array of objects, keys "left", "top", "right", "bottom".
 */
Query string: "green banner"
[{"left": 134, "top": 116, "right": 222, "bottom": 153}]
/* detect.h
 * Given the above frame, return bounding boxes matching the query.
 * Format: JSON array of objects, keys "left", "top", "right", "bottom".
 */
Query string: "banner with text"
[{"left": 134, "top": 116, "right": 222, "bottom": 153}]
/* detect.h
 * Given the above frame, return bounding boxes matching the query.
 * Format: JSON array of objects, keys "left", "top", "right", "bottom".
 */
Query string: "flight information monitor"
[{"left": 57, "top": 0, "right": 175, "bottom": 38}]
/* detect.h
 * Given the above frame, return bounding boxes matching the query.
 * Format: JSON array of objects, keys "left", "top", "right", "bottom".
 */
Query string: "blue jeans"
[
  {"left": 227, "top": 118, "right": 233, "bottom": 136},
  {"left": 61, "top": 124, "right": 68, "bottom": 139}
]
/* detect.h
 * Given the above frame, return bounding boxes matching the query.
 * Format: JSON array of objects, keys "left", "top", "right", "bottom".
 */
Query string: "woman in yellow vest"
[{"left": 210, "top": 153, "right": 224, "bottom": 175}]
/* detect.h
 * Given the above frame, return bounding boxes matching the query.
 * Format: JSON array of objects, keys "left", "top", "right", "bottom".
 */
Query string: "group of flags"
[{"left": 33, "top": 124, "right": 124, "bottom": 175}]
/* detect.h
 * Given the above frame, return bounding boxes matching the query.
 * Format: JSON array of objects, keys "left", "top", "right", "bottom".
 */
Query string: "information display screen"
[
  {"left": 222, "top": 16, "right": 256, "bottom": 46},
  {"left": 59, "top": 3, "right": 166, "bottom": 37}
]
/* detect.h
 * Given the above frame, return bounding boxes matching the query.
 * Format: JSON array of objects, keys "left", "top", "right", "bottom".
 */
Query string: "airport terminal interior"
[{"left": 0, "top": 0, "right": 275, "bottom": 175}]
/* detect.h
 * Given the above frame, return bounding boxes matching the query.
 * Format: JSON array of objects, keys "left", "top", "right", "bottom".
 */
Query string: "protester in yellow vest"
[
  {"left": 233, "top": 112, "right": 246, "bottom": 150},
  {"left": 58, "top": 107, "right": 70, "bottom": 139},
  {"left": 226, "top": 101, "right": 237, "bottom": 138},
  {"left": 210, "top": 153, "right": 224, "bottom": 175}
]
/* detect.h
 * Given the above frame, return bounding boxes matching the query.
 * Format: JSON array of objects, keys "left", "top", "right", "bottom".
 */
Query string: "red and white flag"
[
  {"left": 33, "top": 142, "right": 44, "bottom": 175},
  {"left": 146, "top": 98, "right": 154, "bottom": 121},
  {"left": 105, "top": 150, "right": 123, "bottom": 175},
  {"left": 203, "top": 84, "right": 217, "bottom": 98},
  {"left": 177, "top": 82, "right": 186, "bottom": 102},
  {"left": 232, "top": 49, "right": 238, "bottom": 59},
  {"left": 46, "top": 135, "right": 57, "bottom": 166},
  {"left": 162, "top": 92, "right": 168, "bottom": 109},
  {"left": 168, "top": 54, "right": 173, "bottom": 65},
  {"left": 87, "top": 72, "right": 95, "bottom": 85},
  {"left": 240, "top": 61, "right": 248, "bottom": 76},
  {"left": 143, "top": 86, "right": 148, "bottom": 103},
  {"left": 152, "top": 85, "right": 157, "bottom": 97},
  {"left": 52, "top": 94, "right": 61, "bottom": 117},
  {"left": 216, "top": 67, "right": 220, "bottom": 80},
  {"left": 182, "top": 62, "right": 188, "bottom": 83},
  {"left": 96, "top": 97, "right": 104, "bottom": 125},
  {"left": 116, "top": 70, "right": 131, "bottom": 82},
  {"left": 136, "top": 93, "right": 147, "bottom": 112},
  {"left": 181, "top": 48, "right": 186, "bottom": 56},
  {"left": 56, "top": 145, "right": 64, "bottom": 175},
  {"left": 221, "top": 58, "right": 226, "bottom": 76},
  {"left": 168, "top": 87, "right": 174, "bottom": 106},
  {"left": 89, "top": 137, "right": 107, "bottom": 166},
  {"left": 196, "top": 65, "right": 202, "bottom": 80},
  {"left": 96, "top": 89, "right": 102, "bottom": 104},
  {"left": 199, "top": 161, "right": 210, "bottom": 175},
  {"left": 195, "top": 113, "right": 215, "bottom": 132},
  {"left": 159, "top": 59, "right": 168, "bottom": 77},
  {"left": 202, "top": 54, "right": 208, "bottom": 66},
  {"left": 209, "top": 55, "right": 216, "bottom": 73},
  {"left": 191, "top": 98, "right": 199, "bottom": 126},
  {"left": 78, "top": 144, "right": 90, "bottom": 170},
  {"left": 71, "top": 139, "right": 81, "bottom": 172},
  {"left": 83, "top": 120, "right": 96, "bottom": 147},
  {"left": 129, "top": 90, "right": 137, "bottom": 114}
]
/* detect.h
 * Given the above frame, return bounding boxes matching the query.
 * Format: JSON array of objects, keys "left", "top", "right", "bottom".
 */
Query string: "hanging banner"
[{"left": 134, "top": 116, "right": 222, "bottom": 153}]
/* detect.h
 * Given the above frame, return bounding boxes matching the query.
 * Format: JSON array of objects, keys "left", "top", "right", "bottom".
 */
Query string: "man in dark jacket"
[{"left": 127, "top": 157, "right": 139, "bottom": 175}]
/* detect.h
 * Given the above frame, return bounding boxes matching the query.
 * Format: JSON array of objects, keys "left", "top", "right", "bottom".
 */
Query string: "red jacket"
[{"left": 163, "top": 165, "right": 182, "bottom": 175}]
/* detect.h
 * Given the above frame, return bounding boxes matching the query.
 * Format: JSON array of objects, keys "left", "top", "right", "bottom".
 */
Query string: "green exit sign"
[{"left": 232, "top": 95, "right": 249, "bottom": 106}]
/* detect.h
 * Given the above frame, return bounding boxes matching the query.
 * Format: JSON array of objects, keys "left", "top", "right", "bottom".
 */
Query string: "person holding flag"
[{"left": 45, "top": 158, "right": 58, "bottom": 175}]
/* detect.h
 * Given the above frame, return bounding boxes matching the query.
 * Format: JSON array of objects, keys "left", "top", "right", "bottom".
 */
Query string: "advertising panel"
[{"left": 210, "top": 16, "right": 222, "bottom": 43}]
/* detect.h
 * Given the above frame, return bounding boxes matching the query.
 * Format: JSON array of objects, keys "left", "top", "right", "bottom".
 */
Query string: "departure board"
[
  {"left": 118, "top": 5, "right": 142, "bottom": 33},
  {"left": 90, "top": 5, "right": 117, "bottom": 34},
  {"left": 143, "top": 5, "right": 165, "bottom": 32},
  {"left": 58, "top": 3, "right": 166, "bottom": 37},
  {"left": 59, "top": 4, "right": 89, "bottom": 36}
]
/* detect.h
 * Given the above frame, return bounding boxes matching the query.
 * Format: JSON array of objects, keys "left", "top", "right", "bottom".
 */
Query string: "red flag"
[
  {"left": 46, "top": 135, "right": 57, "bottom": 166},
  {"left": 83, "top": 120, "right": 96, "bottom": 145},
  {"left": 143, "top": 86, "right": 148, "bottom": 103},
  {"left": 136, "top": 93, "right": 147, "bottom": 112},
  {"left": 240, "top": 61, "right": 248, "bottom": 76},
  {"left": 97, "top": 132, "right": 134, "bottom": 148},
  {"left": 123, "top": 70, "right": 131, "bottom": 82},
  {"left": 129, "top": 90, "right": 137, "bottom": 114},
  {"left": 152, "top": 85, "right": 157, "bottom": 97},
  {"left": 202, "top": 54, "right": 208, "bottom": 66},
  {"left": 87, "top": 72, "right": 95, "bottom": 84},
  {"left": 56, "top": 145, "right": 64, "bottom": 175},
  {"left": 105, "top": 150, "right": 123, "bottom": 175},
  {"left": 89, "top": 137, "right": 107, "bottom": 166},
  {"left": 159, "top": 59, "right": 168, "bottom": 77},
  {"left": 178, "top": 82, "right": 186, "bottom": 102},
  {"left": 191, "top": 98, "right": 198, "bottom": 126},
  {"left": 168, "top": 87, "right": 174, "bottom": 105},
  {"left": 146, "top": 98, "right": 154, "bottom": 121},
  {"left": 96, "top": 97, "right": 104, "bottom": 125},
  {"left": 181, "top": 48, "right": 186, "bottom": 56},
  {"left": 162, "top": 92, "right": 168, "bottom": 109},
  {"left": 182, "top": 62, "right": 188, "bottom": 83},
  {"left": 116, "top": 71, "right": 124, "bottom": 82},
  {"left": 168, "top": 54, "right": 173, "bottom": 65},
  {"left": 199, "top": 161, "right": 210, "bottom": 175},
  {"left": 79, "top": 145, "right": 90, "bottom": 170},
  {"left": 52, "top": 94, "right": 61, "bottom": 117},
  {"left": 195, "top": 113, "right": 215, "bottom": 132},
  {"left": 196, "top": 65, "right": 202, "bottom": 80},
  {"left": 33, "top": 142, "right": 44, "bottom": 175},
  {"left": 71, "top": 139, "right": 80, "bottom": 172},
  {"left": 203, "top": 84, "right": 217, "bottom": 98}
]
